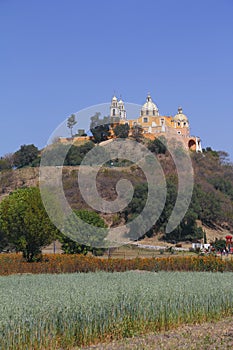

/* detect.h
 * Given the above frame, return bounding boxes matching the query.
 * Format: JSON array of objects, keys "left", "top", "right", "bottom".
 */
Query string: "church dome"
[
  {"left": 112, "top": 95, "right": 117, "bottom": 101},
  {"left": 173, "top": 107, "right": 188, "bottom": 121},
  {"left": 141, "top": 93, "right": 159, "bottom": 116}
]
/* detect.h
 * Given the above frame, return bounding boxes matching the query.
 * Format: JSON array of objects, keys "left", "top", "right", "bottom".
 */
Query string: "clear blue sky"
[{"left": 1, "top": 0, "right": 233, "bottom": 159}]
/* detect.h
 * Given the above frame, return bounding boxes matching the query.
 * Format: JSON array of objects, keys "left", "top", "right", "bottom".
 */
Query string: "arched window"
[
  {"left": 113, "top": 109, "right": 115, "bottom": 116},
  {"left": 146, "top": 110, "right": 149, "bottom": 115}
]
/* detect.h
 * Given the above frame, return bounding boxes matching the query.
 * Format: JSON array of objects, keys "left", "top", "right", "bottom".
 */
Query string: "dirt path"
[{"left": 80, "top": 317, "right": 233, "bottom": 350}]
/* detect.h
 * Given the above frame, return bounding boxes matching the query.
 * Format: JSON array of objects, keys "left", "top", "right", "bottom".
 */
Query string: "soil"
[{"left": 80, "top": 316, "right": 233, "bottom": 350}]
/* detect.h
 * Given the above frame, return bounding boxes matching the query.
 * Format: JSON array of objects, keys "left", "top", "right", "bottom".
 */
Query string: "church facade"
[
  {"left": 110, "top": 93, "right": 202, "bottom": 152},
  {"left": 60, "top": 93, "right": 202, "bottom": 153}
]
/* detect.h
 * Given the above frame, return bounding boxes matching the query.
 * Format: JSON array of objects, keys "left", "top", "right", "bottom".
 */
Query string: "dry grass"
[{"left": 80, "top": 316, "right": 233, "bottom": 350}]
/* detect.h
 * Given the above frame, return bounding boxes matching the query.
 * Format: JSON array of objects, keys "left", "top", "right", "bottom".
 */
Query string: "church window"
[
  {"left": 177, "top": 131, "right": 181, "bottom": 134},
  {"left": 143, "top": 117, "right": 148, "bottom": 123},
  {"left": 160, "top": 118, "right": 164, "bottom": 125},
  {"left": 113, "top": 109, "right": 115, "bottom": 116},
  {"left": 146, "top": 110, "right": 149, "bottom": 115},
  {"left": 183, "top": 122, "right": 186, "bottom": 126},
  {"left": 153, "top": 110, "right": 155, "bottom": 115},
  {"left": 178, "top": 122, "right": 180, "bottom": 126}
]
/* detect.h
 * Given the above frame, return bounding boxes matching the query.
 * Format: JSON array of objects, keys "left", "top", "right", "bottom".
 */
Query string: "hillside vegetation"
[{"left": 0, "top": 140, "right": 232, "bottom": 245}]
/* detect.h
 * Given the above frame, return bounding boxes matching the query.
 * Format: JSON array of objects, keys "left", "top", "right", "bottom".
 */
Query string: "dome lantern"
[
  {"left": 174, "top": 106, "right": 188, "bottom": 122},
  {"left": 141, "top": 93, "right": 159, "bottom": 117}
]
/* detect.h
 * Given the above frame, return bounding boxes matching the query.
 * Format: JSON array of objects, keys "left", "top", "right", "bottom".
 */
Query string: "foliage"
[
  {"left": 0, "top": 156, "right": 12, "bottom": 171},
  {"left": 59, "top": 235, "right": 89, "bottom": 255},
  {"left": 0, "top": 227, "right": 9, "bottom": 251},
  {"left": 0, "top": 187, "right": 58, "bottom": 261},
  {"left": 62, "top": 209, "right": 107, "bottom": 249},
  {"left": 41, "top": 141, "right": 95, "bottom": 166},
  {"left": 203, "top": 230, "right": 207, "bottom": 244},
  {"left": 91, "top": 124, "right": 110, "bottom": 143},
  {"left": 65, "top": 141, "right": 95, "bottom": 165},
  {"left": 0, "top": 253, "right": 233, "bottom": 275},
  {"left": 89, "top": 112, "right": 111, "bottom": 143},
  {"left": 124, "top": 179, "right": 204, "bottom": 242},
  {"left": 148, "top": 136, "right": 167, "bottom": 154},
  {"left": 67, "top": 114, "right": 77, "bottom": 137},
  {"left": 208, "top": 176, "right": 233, "bottom": 201},
  {"left": 61, "top": 209, "right": 107, "bottom": 254},
  {"left": 113, "top": 123, "right": 130, "bottom": 138},
  {"left": 130, "top": 124, "right": 144, "bottom": 142},
  {"left": 13, "top": 144, "right": 39, "bottom": 168},
  {"left": 212, "top": 238, "right": 226, "bottom": 251},
  {"left": 203, "top": 147, "right": 220, "bottom": 158},
  {"left": 0, "top": 270, "right": 233, "bottom": 349},
  {"left": 193, "top": 184, "right": 222, "bottom": 225}
]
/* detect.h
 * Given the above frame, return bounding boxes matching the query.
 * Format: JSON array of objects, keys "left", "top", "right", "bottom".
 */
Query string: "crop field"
[{"left": 0, "top": 272, "right": 233, "bottom": 349}]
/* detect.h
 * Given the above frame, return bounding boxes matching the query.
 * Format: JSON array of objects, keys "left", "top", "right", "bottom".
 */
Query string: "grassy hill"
[{"left": 0, "top": 144, "right": 232, "bottom": 244}]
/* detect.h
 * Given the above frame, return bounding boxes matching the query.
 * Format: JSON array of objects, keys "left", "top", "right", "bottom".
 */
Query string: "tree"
[
  {"left": 212, "top": 238, "right": 226, "bottom": 252},
  {"left": 0, "top": 227, "right": 9, "bottom": 252},
  {"left": 113, "top": 123, "right": 130, "bottom": 138},
  {"left": 13, "top": 144, "right": 39, "bottom": 168},
  {"left": 0, "top": 158, "right": 11, "bottom": 171},
  {"left": 65, "top": 141, "right": 95, "bottom": 165},
  {"left": 131, "top": 124, "right": 144, "bottom": 142},
  {"left": 61, "top": 209, "right": 107, "bottom": 254},
  {"left": 91, "top": 124, "right": 110, "bottom": 143},
  {"left": 67, "top": 114, "right": 77, "bottom": 137},
  {"left": 148, "top": 136, "right": 167, "bottom": 154},
  {"left": 0, "top": 153, "right": 14, "bottom": 171},
  {"left": 0, "top": 187, "right": 58, "bottom": 261},
  {"left": 194, "top": 185, "right": 222, "bottom": 225}
]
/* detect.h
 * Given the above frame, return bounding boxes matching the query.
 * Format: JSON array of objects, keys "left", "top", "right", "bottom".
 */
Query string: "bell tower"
[
  {"left": 110, "top": 95, "right": 126, "bottom": 120},
  {"left": 110, "top": 95, "right": 119, "bottom": 118}
]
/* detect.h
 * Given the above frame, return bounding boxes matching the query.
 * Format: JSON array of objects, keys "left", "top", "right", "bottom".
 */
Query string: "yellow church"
[
  {"left": 60, "top": 93, "right": 202, "bottom": 153},
  {"left": 109, "top": 93, "right": 202, "bottom": 152}
]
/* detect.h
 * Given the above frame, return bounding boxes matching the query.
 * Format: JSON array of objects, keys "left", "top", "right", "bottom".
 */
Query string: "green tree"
[
  {"left": 65, "top": 141, "right": 95, "bottom": 165},
  {"left": 113, "top": 123, "right": 130, "bottom": 138},
  {"left": 194, "top": 185, "right": 222, "bottom": 225},
  {"left": 0, "top": 227, "right": 9, "bottom": 252},
  {"left": 67, "top": 114, "right": 77, "bottom": 137},
  {"left": 0, "top": 158, "right": 11, "bottom": 171},
  {"left": 0, "top": 153, "right": 14, "bottom": 171},
  {"left": 212, "top": 238, "right": 226, "bottom": 252},
  {"left": 0, "top": 187, "right": 58, "bottom": 261},
  {"left": 131, "top": 124, "right": 144, "bottom": 142},
  {"left": 13, "top": 144, "right": 39, "bottom": 168},
  {"left": 59, "top": 235, "right": 89, "bottom": 255},
  {"left": 91, "top": 124, "right": 110, "bottom": 143},
  {"left": 62, "top": 209, "right": 107, "bottom": 253},
  {"left": 148, "top": 136, "right": 167, "bottom": 154},
  {"left": 208, "top": 177, "right": 233, "bottom": 201},
  {"left": 41, "top": 144, "right": 70, "bottom": 166}
]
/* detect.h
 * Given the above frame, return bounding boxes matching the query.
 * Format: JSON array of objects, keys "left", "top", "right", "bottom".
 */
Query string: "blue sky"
[{"left": 1, "top": 0, "right": 233, "bottom": 159}]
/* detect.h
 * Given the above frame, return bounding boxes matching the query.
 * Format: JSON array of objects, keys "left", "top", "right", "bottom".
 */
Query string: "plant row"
[{"left": 1, "top": 253, "right": 233, "bottom": 275}]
